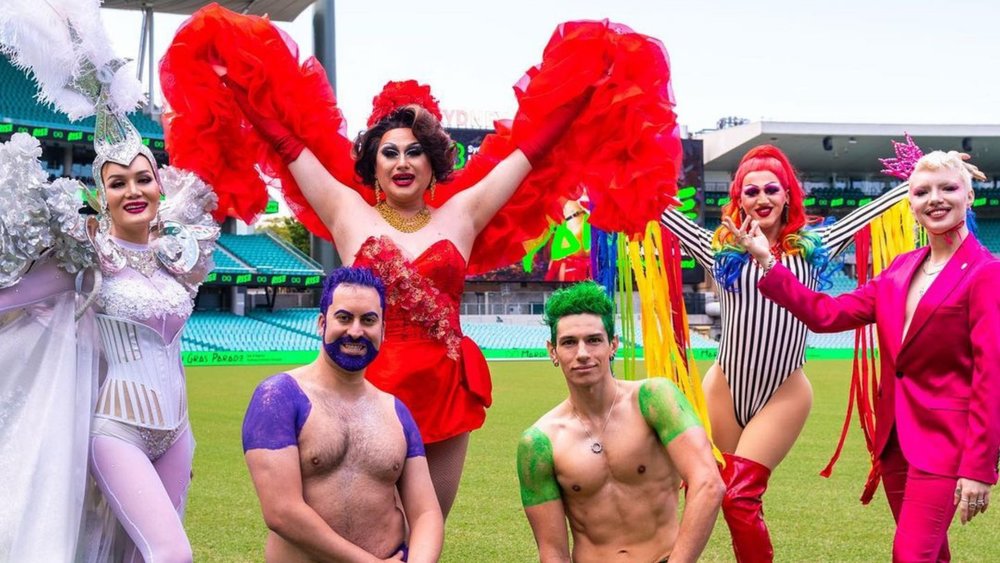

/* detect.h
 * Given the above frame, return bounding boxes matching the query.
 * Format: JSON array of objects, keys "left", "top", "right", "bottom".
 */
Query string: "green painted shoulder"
[
  {"left": 638, "top": 378, "right": 702, "bottom": 446},
  {"left": 516, "top": 426, "right": 562, "bottom": 508}
]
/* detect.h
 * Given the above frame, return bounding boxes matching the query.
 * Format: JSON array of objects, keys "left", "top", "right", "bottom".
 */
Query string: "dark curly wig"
[{"left": 353, "top": 105, "right": 456, "bottom": 188}]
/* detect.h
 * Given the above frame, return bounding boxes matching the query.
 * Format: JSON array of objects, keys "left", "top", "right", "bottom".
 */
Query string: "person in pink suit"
[{"left": 729, "top": 150, "right": 999, "bottom": 561}]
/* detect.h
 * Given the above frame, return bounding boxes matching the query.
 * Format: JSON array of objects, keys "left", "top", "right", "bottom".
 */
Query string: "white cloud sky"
[{"left": 104, "top": 0, "right": 1000, "bottom": 137}]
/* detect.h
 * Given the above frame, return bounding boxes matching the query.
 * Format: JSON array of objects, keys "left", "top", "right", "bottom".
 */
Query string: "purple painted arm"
[
  {"left": 242, "top": 373, "right": 311, "bottom": 453},
  {"left": 395, "top": 397, "right": 426, "bottom": 458}
]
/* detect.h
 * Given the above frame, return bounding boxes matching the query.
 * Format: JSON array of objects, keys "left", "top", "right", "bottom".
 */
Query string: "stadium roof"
[
  {"left": 102, "top": 0, "right": 314, "bottom": 22},
  {"left": 696, "top": 121, "right": 1000, "bottom": 174}
]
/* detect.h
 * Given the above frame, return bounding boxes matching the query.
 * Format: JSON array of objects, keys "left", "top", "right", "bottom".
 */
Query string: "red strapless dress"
[{"left": 352, "top": 236, "right": 489, "bottom": 443}]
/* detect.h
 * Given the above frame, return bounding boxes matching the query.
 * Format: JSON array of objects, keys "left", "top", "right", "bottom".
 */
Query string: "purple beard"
[{"left": 323, "top": 333, "right": 379, "bottom": 372}]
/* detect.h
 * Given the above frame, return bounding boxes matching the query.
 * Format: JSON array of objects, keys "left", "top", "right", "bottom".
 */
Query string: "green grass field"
[{"left": 186, "top": 360, "right": 1000, "bottom": 562}]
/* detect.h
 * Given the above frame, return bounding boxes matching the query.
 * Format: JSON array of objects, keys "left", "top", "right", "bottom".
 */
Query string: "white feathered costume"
[{"left": 0, "top": 2, "right": 218, "bottom": 559}]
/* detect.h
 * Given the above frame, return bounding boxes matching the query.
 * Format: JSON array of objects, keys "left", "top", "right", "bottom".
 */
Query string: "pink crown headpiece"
[
  {"left": 879, "top": 133, "right": 924, "bottom": 181},
  {"left": 367, "top": 80, "right": 442, "bottom": 128}
]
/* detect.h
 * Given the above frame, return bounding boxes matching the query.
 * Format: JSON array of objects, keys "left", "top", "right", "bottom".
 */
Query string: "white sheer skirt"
[{"left": 0, "top": 291, "right": 98, "bottom": 561}]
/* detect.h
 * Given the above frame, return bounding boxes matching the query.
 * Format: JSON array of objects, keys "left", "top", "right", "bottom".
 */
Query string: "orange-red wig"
[{"left": 712, "top": 144, "right": 814, "bottom": 254}]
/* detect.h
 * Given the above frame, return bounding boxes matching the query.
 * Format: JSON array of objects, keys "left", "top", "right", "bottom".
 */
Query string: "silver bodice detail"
[{"left": 97, "top": 267, "right": 192, "bottom": 321}]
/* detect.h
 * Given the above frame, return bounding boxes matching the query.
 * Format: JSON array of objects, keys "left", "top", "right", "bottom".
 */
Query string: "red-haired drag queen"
[{"left": 659, "top": 145, "right": 908, "bottom": 561}]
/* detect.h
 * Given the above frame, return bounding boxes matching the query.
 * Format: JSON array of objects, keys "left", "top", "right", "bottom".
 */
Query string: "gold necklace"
[
  {"left": 375, "top": 202, "right": 431, "bottom": 233},
  {"left": 571, "top": 388, "right": 619, "bottom": 454}
]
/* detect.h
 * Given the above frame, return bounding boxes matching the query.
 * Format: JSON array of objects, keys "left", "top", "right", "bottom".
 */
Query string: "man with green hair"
[{"left": 517, "top": 281, "right": 723, "bottom": 562}]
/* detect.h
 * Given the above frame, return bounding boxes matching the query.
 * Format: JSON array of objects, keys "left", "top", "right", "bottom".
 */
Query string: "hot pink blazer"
[{"left": 758, "top": 235, "right": 1000, "bottom": 484}]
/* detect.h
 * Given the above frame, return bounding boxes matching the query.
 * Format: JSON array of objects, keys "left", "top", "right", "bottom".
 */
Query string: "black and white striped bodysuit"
[{"left": 660, "top": 184, "right": 909, "bottom": 426}]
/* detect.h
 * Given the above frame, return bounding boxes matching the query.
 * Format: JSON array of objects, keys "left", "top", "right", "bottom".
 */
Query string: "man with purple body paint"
[{"left": 242, "top": 267, "right": 443, "bottom": 562}]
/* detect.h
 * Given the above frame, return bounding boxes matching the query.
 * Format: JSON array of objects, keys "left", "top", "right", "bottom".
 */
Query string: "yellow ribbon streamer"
[{"left": 620, "top": 221, "right": 718, "bottom": 460}]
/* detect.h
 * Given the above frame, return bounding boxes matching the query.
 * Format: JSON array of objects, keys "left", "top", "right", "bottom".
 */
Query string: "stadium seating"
[
  {"left": 211, "top": 248, "right": 253, "bottom": 274},
  {"left": 826, "top": 267, "right": 857, "bottom": 296},
  {"left": 183, "top": 309, "right": 722, "bottom": 354},
  {"left": 248, "top": 308, "right": 320, "bottom": 336},
  {"left": 217, "top": 233, "right": 320, "bottom": 275},
  {"left": 183, "top": 307, "right": 866, "bottom": 354},
  {"left": 806, "top": 330, "right": 856, "bottom": 349},
  {"left": 183, "top": 311, "right": 318, "bottom": 352},
  {"left": 462, "top": 322, "right": 549, "bottom": 350},
  {"left": 0, "top": 56, "right": 163, "bottom": 138},
  {"left": 688, "top": 331, "right": 720, "bottom": 349},
  {"left": 977, "top": 219, "right": 1000, "bottom": 253}
]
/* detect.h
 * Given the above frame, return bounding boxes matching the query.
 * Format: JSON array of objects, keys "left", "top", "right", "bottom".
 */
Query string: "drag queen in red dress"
[{"left": 161, "top": 5, "right": 683, "bottom": 517}]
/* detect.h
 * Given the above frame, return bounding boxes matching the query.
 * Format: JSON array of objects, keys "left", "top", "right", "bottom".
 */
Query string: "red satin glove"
[
  {"left": 220, "top": 74, "right": 305, "bottom": 164},
  {"left": 513, "top": 88, "right": 593, "bottom": 166}
]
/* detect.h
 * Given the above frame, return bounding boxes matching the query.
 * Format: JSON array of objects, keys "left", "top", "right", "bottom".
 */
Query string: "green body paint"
[
  {"left": 516, "top": 426, "right": 562, "bottom": 507},
  {"left": 639, "top": 378, "right": 702, "bottom": 445}
]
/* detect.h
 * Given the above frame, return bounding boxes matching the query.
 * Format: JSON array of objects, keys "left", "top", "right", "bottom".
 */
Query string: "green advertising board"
[
  {"left": 0, "top": 121, "right": 165, "bottom": 150},
  {"left": 203, "top": 272, "right": 323, "bottom": 288},
  {"left": 181, "top": 346, "right": 855, "bottom": 366}
]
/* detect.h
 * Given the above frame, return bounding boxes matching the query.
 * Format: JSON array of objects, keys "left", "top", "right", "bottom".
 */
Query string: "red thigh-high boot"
[{"left": 721, "top": 453, "right": 774, "bottom": 563}]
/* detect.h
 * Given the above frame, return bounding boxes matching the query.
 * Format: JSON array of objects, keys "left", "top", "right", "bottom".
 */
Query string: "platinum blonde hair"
[{"left": 910, "top": 150, "right": 985, "bottom": 190}]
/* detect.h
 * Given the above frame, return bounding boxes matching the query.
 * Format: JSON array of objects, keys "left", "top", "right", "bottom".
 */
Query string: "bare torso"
[
  {"left": 541, "top": 381, "right": 679, "bottom": 562},
  {"left": 902, "top": 264, "right": 934, "bottom": 340},
  {"left": 266, "top": 373, "right": 408, "bottom": 562}
]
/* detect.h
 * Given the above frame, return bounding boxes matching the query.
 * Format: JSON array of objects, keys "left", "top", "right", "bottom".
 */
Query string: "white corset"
[{"left": 94, "top": 315, "right": 187, "bottom": 430}]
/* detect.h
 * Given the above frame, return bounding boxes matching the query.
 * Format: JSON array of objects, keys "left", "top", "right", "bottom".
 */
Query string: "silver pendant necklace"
[
  {"left": 917, "top": 261, "right": 945, "bottom": 297},
  {"left": 571, "top": 388, "right": 620, "bottom": 454},
  {"left": 120, "top": 245, "right": 158, "bottom": 278}
]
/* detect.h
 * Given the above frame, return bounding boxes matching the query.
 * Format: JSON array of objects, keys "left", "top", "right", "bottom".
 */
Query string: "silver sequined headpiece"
[
  {"left": 0, "top": 0, "right": 217, "bottom": 284},
  {"left": 90, "top": 95, "right": 161, "bottom": 208},
  {"left": 52, "top": 22, "right": 159, "bottom": 206}
]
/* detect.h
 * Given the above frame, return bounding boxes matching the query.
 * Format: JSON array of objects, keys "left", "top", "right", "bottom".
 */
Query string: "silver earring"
[
  {"left": 98, "top": 206, "right": 111, "bottom": 235},
  {"left": 150, "top": 206, "right": 162, "bottom": 234}
]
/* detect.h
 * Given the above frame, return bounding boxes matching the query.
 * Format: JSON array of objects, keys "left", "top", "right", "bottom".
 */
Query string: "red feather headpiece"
[{"left": 367, "top": 80, "right": 443, "bottom": 127}]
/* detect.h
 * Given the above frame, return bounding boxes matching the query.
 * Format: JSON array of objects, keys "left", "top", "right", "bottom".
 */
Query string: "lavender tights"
[{"left": 89, "top": 424, "right": 194, "bottom": 563}]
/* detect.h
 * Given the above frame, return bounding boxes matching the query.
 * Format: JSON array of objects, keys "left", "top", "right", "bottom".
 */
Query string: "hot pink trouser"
[{"left": 881, "top": 432, "right": 957, "bottom": 563}]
